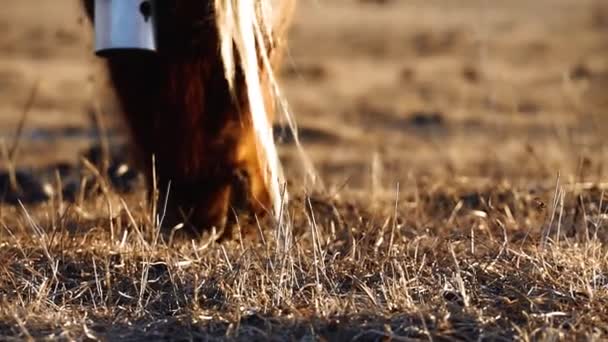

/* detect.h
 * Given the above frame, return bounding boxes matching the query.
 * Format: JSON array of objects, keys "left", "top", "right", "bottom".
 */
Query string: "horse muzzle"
[{"left": 94, "top": 0, "right": 157, "bottom": 57}]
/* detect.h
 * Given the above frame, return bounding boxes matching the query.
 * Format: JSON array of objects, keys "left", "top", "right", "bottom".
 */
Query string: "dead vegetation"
[{"left": 1, "top": 171, "right": 608, "bottom": 340}]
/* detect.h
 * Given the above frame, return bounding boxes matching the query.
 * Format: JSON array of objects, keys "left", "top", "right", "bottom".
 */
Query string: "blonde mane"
[{"left": 214, "top": 0, "right": 300, "bottom": 219}]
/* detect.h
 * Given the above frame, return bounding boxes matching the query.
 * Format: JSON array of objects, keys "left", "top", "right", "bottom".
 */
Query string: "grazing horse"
[{"left": 82, "top": 0, "right": 295, "bottom": 234}]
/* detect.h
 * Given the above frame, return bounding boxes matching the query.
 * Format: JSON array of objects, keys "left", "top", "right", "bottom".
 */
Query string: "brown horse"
[{"left": 82, "top": 0, "right": 295, "bottom": 234}]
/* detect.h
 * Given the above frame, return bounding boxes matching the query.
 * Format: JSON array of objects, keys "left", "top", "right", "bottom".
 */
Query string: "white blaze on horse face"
[{"left": 94, "top": 0, "right": 157, "bottom": 56}]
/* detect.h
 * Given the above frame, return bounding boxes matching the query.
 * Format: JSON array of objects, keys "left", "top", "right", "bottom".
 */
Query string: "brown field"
[{"left": 1, "top": 0, "right": 608, "bottom": 340}]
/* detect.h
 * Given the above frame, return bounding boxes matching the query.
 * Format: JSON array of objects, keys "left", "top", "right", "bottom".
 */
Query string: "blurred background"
[{"left": 0, "top": 0, "right": 607, "bottom": 197}]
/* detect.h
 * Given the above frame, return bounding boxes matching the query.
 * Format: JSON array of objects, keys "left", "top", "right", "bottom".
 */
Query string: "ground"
[{"left": 1, "top": 0, "right": 608, "bottom": 340}]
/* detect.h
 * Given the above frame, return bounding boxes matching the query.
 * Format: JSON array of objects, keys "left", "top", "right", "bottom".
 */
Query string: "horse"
[{"left": 82, "top": 0, "right": 296, "bottom": 235}]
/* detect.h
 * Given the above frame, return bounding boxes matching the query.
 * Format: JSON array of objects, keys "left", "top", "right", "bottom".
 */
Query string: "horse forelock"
[{"left": 214, "top": 0, "right": 298, "bottom": 219}]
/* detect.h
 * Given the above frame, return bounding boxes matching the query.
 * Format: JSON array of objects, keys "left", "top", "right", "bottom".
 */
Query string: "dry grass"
[{"left": 1, "top": 170, "right": 607, "bottom": 340}]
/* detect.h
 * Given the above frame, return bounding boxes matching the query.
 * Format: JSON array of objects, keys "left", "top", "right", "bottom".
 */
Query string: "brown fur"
[{"left": 83, "top": 1, "right": 284, "bottom": 234}]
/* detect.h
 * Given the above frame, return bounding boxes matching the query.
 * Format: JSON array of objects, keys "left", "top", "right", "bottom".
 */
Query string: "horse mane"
[{"left": 215, "top": 0, "right": 310, "bottom": 219}]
